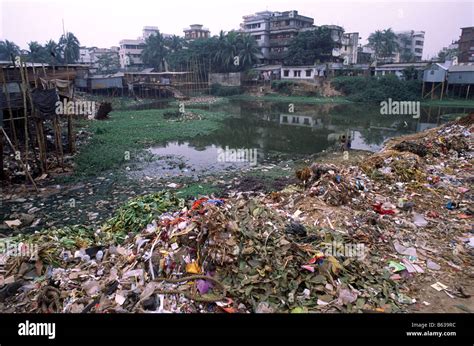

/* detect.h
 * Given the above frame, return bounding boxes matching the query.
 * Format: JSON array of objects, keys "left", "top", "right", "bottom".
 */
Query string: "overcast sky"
[{"left": 1, "top": 0, "right": 473, "bottom": 59}]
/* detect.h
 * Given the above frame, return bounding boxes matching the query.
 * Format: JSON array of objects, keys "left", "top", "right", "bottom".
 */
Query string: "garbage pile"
[
  {"left": 263, "top": 115, "right": 473, "bottom": 309},
  {"left": 1, "top": 115, "right": 472, "bottom": 313},
  {"left": 0, "top": 193, "right": 402, "bottom": 313}
]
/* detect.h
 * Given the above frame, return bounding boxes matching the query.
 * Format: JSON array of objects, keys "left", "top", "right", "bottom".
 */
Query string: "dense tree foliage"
[
  {"left": 97, "top": 52, "right": 120, "bottom": 74},
  {"left": 0, "top": 40, "right": 20, "bottom": 61},
  {"left": 1, "top": 32, "right": 80, "bottom": 64},
  {"left": 284, "top": 27, "right": 338, "bottom": 66},
  {"left": 332, "top": 75, "right": 422, "bottom": 102}
]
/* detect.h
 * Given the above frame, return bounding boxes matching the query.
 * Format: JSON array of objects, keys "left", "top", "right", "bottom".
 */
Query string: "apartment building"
[
  {"left": 241, "top": 11, "right": 360, "bottom": 65},
  {"left": 184, "top": 24, "right": 210, "bottom": 40},
  {"left": 79, "top": 47, "right": 92, "bottom": 64},
  {"left": 395, "top": 30, "right": 425, "bottom": 62},
  {"left": 241, "top": 10, "right": 314, "bottom": 64},
  {"left": 458, "top": 26, "right": 474, "bottom": 63},
  {"left": 119, "top": 38, "right": 146, "bottom": 68}
]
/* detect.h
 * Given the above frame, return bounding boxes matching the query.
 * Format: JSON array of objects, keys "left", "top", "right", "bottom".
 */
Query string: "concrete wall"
[
  {"left": 281, "top": 66, "right": 326, "bottom": 80},
  {"left": 209, "top": 72, "right": 242, "bottom": 86}
]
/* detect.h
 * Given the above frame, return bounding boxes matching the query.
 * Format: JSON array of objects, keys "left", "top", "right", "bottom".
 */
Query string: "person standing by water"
[{"left": 339, "top": 133, "right": 352, "bottom": 151}]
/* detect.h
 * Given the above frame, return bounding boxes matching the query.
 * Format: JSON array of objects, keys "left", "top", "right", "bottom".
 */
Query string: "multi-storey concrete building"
[
  {"left": 395, "top": 30, "right": 425, "bottom": 62},
  {"left": 241, "top": 11, "right": 359, "bottom": 65},
  {"left": 119, "top": 38, "right": 146, "bottom": 68},
  {"left": 241, "top": 10, "right": 314, "bottom": 64},
  {"left": 184, "top": 24, "right": 210, "bottom": 40},
  {"left": 458, "top": 26, "right": 474, "bottom": 63},
  {"left": 79, "top": 47, "right": 92, "bottom": 64},
  {"left": 340, "top": 32, "right": 359, "bottom": 64}
]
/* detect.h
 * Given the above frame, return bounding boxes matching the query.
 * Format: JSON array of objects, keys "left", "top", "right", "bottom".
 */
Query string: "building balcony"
[
  {"left": 243, "top": 25, "right": 268, "bottom": 32},
  {"left": 270, "top": 24, "right": 303, "bottom": 32}
]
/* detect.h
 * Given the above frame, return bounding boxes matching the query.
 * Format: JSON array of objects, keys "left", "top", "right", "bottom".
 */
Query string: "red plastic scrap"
[
  {"left": 308, "top": 254, "right": 325, "bottom": 264},
  {"left": 372, "top": 203, "right": 396, "bottom": 215},
  {"left": 192, "top": 198, "right": 209, "bottom": 210}
]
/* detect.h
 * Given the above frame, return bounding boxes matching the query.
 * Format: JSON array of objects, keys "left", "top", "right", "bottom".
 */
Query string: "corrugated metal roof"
[
  {"left": 377, "top": 62, "right": 428, "bottom": 69},
  {"left": 448, "top": 64, "right": 474, "bottom": 72},
  {"left": 89, "top": 73, "right": 124, "bottom": 79},
  {"left": 124, "top": 71, "right": 190, "bottom": 75},
  {"left": 253, "top": 65, "right": 282, "bottom": 71}
]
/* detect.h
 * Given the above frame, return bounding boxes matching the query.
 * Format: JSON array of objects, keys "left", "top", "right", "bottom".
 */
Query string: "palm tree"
[
  {"left": 59, "top": 32, "right": 80, "bottom": 64},
  {"left": 238, "top": 34, "right": 260, "bottom": 69},
  {"left": 165, "top": 35, "right": 185, "bottom": 52},
  {"left": 368, "top": 29, "right": 399, "bottom": 62},
  {"left": 382, "top": 29, "right": 399, "bottom": 58},
  {"left": 142, "top": 31, "right": 168, "bottom": 71},
  {"left": 0, "top": 40, "right": 20, "bottom": 62},
  {"left": 214, "top": 31, "right": 239, "bottom": 72},
  {"left": 44, "top": 39, "right": 61, "bottom": 65},
  {"left": 368, "top": 30, "right": 384, "bottom": 61},
  {"left": 27, "top": 41, "right": 49, "bottom": 63}
]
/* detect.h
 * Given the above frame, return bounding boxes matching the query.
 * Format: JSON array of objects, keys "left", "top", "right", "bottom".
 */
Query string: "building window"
[
  {"left": 303, "top": 118, "right": 310, "bottom": 125},
  {"left": 430, "top": 70, "right": 434, "bottom": 75},
  {"left": 305, "top": 70, "right": 312, "bottom": 77},
  {"left": 254, "top": 35, "right": 261, "bottom": 40},
  {"left": 282, "top": 116, "right": 288, "bottom": 123},
  {"left": 294, "top": 70, "right": 301, "bottom": 77},
  {"left": 283, "top": 70, "right": 289, "bottom": 77}
]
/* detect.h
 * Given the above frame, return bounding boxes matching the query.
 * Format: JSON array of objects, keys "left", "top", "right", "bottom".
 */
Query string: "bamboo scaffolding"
[
  {"left": 1, "top": 68, "right": 18, "bottom": 147},
  {"left": 18, "top": 60, "right": 29, "bottom": 184}
]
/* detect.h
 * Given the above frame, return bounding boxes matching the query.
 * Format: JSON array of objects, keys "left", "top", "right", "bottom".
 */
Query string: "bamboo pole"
[
  {"left": 53, "top": 114, "right": 64, "bottom": 168},
  {"left": 1, "top": 68, "right": 18, "bottom": 147},
  {"left": 0, "top": 114, "right": 4, "bottom": 180},
  {"left": 64, "top": 53, "right": 75, "bottom": 154},
  {"left": 23, "top": 61, "right": 41, "bottom": 173},
  {"left": 18, "top": 60, "right": 29, "bottom": 184}
]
